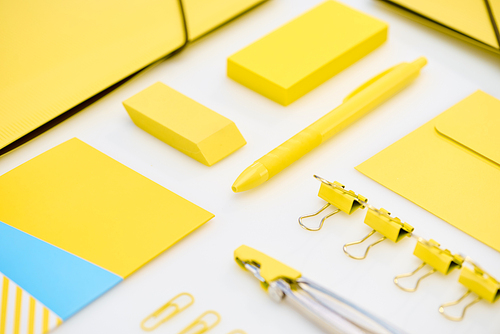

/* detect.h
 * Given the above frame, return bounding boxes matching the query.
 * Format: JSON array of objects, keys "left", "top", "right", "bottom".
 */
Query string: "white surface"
[{"left": 1, "top": 1, "right": 500, "bottom": 333}]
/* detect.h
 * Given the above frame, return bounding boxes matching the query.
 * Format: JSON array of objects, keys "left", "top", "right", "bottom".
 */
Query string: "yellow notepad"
[
  {"left": 0, "top": 138, "right": 214, "bottom": 277},
  {"left": 356, "top": 90, "right": 500, "bottom": 252},
  {"left": 227, "top": 0, "right": 387, "bottom": 105},
  {"left": 0, "top": 0, "right": 266, "bottom": 151}
]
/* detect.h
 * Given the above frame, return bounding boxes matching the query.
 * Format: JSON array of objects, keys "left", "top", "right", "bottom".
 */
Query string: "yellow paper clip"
[
  {"left": 343, "top": 207, "right": 414, "bottom": 260},
  {"left": 439, "top": 258, "right": 500, "bottom": 321},
  {"left": 299, "top": 175, "right": 367, "bottom": 231},
  {"left": 227, "top": 331, "right": 247, "bottom": 334},
  {"left": 178, "top": 310, "right": 221, "bottom": 334},
  {"left": 394, "top": 238, "right": 464, "bottom": 292},
  {"left": 140, "top": 293, "right": 195, "bottom": 331}
]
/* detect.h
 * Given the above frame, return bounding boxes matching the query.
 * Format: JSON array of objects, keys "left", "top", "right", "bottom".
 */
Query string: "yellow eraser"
[
  {"left": 227, "top": 1, "right": 388, "bottom": 106},
  {"left": 123, "top": 82, "right": 246, "bottom": 166}
]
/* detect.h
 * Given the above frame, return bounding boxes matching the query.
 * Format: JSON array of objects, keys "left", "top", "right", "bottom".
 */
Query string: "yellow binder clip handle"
[
  {"left": 439, "top": 258, "right": 500, "bottom": 321},
  {"left": 299, "top": 176, "right": 367, "bottom": 231},
  {"left": 394, "top": 238, "right": 464, "bottom": 292},
  {"left": 141, "top": 293, "right": 195, "bottom": 331},
  {"left": 343, "top": 207, "right": 414, "bottom": 260}
]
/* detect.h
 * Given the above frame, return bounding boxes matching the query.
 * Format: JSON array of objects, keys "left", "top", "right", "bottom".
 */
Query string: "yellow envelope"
[{"left": 356, "top": 90, "right": 500, "bottom": 252}]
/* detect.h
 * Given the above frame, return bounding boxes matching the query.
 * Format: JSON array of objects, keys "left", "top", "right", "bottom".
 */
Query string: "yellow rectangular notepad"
[
  {"left": 356, "top": 90, "right": 500, "bottom": 252},
  {"left": 228, "top": 0, "right": 388, "bottom": 105},
  {"left": 0, "top": 0, "right": 266, "bottom": 152}
]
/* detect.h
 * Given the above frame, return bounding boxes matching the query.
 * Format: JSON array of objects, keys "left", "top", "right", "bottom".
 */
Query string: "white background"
[{"left": 1, "top": 0, "right": 500, "bottom": 333}]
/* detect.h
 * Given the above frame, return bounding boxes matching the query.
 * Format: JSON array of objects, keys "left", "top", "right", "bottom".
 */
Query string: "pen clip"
[{"left": 343, "top": 64, "right": 400, "bottom": 102}]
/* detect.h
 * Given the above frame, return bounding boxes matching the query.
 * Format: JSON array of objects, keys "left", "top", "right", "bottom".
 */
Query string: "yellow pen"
[{"left": 232, "top": 57, "right": 427, "bottom": 192}]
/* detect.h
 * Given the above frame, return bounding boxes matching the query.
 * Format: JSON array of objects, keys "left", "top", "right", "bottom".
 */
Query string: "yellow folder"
[
  {"left": 379, "top": 0, "right": 500, "bottom": 54},
  {"left": 0, "top": 0, "right": 266, "bottom": 152},
  {"left": 356, "top": 90, "right": 500, "bottom": 252}
]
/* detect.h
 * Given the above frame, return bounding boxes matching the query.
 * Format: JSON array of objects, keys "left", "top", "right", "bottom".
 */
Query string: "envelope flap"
[{"left": 435, "top": 90, "right": 500, "bottom": 166}]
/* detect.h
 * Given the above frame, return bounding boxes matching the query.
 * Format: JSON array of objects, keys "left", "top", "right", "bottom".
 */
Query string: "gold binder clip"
[
  {"left": 178, "top": 310, "right": 221, "bottom": 334},
  {"left": 343, "top": 207, "right": 413, "bottom": 260},
  {"left": 394, "top": 238, "right": 464, "bottom": 292},
  {"left": 439, "top": 258, "right": 500, "bottom": 321},
  {"left": 299, "top": 175, "right": 367, "bottom": 231},
  {"left": 140, "top": 293, "right": 195, "bottom": 331}
]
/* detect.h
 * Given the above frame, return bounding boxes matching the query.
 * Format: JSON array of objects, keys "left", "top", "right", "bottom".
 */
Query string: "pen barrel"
[
  {"left": 260, "top": 129, "right": 322, "bottom": 178},
  {"left": 317, "top": 61, "right": 423, "bottom": 140}
]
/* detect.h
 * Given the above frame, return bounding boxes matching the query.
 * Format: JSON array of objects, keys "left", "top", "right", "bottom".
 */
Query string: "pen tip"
[
  {"left": 231, "top": 162, "right": 269, "bottom": 193},
  {"left": 414, "top": 56, "right": 428, "bottom": 68}
]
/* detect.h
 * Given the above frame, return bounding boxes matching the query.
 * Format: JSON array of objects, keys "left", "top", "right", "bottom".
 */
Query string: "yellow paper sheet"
[
  {"left": 0, "top": 0, "right": 266, "bottom": 151},
  {"left": 356, "top": 90, "right": 500, "bottom": 252},
  {"left": 0, "top": 138, "right": 214, "bottom": 278}
]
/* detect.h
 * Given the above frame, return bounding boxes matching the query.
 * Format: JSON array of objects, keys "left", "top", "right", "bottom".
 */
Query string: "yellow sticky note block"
[
  {"left": 124, "top": 82, "right": 246, "bottom": 166},
  {"left": 459, "top": 266, "right": 500, "bottom": 303},
  {"left": 0, "top": 138, "right": 214, "bottom": 278},
  {"left": 364, "top": 208, "right": 413, "bottom": 243},
  {"left": 413, "top": 239, "right": 463, "bottom": 275},
  {"left": 318, "top": 181, "right": 367, "bottom": 215},
  {"left": 227, "top": 0, "right": 388, "bottom": 106}
]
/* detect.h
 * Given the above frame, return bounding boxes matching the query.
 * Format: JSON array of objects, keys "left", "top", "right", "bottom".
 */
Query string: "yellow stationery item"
[
  {"left": 343, "top": 207, "right": 414, "bottom": 260},
  {"left": 231, "top": 57, "right": 427, "bottom": 192},
  {"left": 394, "top": 239, "right": 464, "bottom": 292},
  {"left": 141, "top": 293, "right": 195, "bottom": 331},
  {"left": 439, "top": 259, "right": 500, "bottom": 321},
  {"left": 227, "top": 0, "right": 388, "bottom": 106},
  {"left": 178, "top": 311, "right": 221, "bottom": 334},
  {"left": 299, "top": 176, "right": 500, "bottom": 321},
  {"left": 123, "top": 82, "right": 246, "bottom": 166},
  {"left": 0, "top": 0, "right": 267, "bottom": 153},
  {"left": 379, "top": 0, "right": 500, "bottom": 54},
  {"left": 0, "top": 138, "right": 214, "bottom": 278},
  {"left": 234, "top": 245, "right": 401, "bottom": 332},
  {"left": 298, "top": 176, "right": 367, "bottom": 231},
  {"left": 356, "top": 90, "right": 500, "bottom": 252}
]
